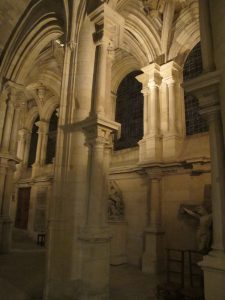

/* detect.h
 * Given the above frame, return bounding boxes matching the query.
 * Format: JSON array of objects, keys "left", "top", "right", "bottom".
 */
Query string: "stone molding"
[
  {"left": 89, "top": 3, "right": 124, "bottom": 48},
  {"left": 183, "top": 70, "right": 221, "bottom": 116},
  {"left": 35, "top": 120, "right": 49, "bottom": 134},
  {"left": 160, "top": 60, "right": 182, "bottom": 83}
]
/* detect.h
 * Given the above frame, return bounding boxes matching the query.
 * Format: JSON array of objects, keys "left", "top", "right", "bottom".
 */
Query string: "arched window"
[
  {"left": 28, "top": 116, "right": 39, "bottom": 167},
  {"left": 114, "top": 70, "right": 143, "bottom": 150},
  {"left": 183, "top": 42, "right": 208, "bottom": 135},
  {"left": 46, "top": 110, "right": 58, "bottom": 164}
]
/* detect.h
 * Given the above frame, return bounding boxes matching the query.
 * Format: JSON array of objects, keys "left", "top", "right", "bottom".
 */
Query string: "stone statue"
[
  {"left": 180, "top": 184, "right": 212, "bottom": 253},
  {"left": 182, "top": 206, "right": 212, "bottom": 253},
  {"left": 108, "top": 180, "right": 124, "bottom": 221}
]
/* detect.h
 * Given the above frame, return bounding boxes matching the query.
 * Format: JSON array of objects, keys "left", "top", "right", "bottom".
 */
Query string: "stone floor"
[{"left": 0, "top": 229, "right": 160, "bottom": 300}]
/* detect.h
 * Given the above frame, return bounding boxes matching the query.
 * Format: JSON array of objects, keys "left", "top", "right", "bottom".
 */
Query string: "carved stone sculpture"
[
  {"left": 108, "top": 180, "right": 124, "bottom": 221},
  {"left": 180, "top": 184, "right": 212, "bottom": 253}
]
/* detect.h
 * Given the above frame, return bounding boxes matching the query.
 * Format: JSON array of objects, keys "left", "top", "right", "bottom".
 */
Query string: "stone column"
[
  {"left": 142, "top": 168, "right": 164, "bottom": 274},
  {"left": 136, "top": 63, "right": 162, "bottom": 163},
  {"left": 78, "top": 5, "right": 123, "bottom": 298},
  {"left": 110, "top": 92, "right": 117, "bottom": 121},
  {"left": 17, "top": 128, "right": 28, "bottom": 161},
  {"left": 45, "top": 4, "right": 124, "bottom": 300},
  {"left": 15, "top": 128, "right": 29, "bottom": 180},
  {"left": 32, "top": 120, "right": 49, "bottom": 177},
  {"left": 23, "top": 132, "right": 31, "bottom": 167},
  {"left": 9, "top": 102, "right": 21, "bottom": 155},
  {"left": 199, "top": 92, "right": 225, "bottom": 300},
  {"left": 80, "top": 119, "right": 120, "bottom": 299},
  {"left": 184, "top": 72, "right": 225, "bottom": 300},
  {"left": 160, "top": 61, "right": 184, "bottom": 160},
  {"left": 1, "top": 95, "right": 15, "bottom": 153},
  {"left": 0, "top": 90, "right": 8, "bottom": 145},
  {"left": 0, "top": 158, "right": 16, "bottom": 253},
  {"left": 0, "top": 85, "right": 20, "bottom": 253},
  {"left": 198, "top": 0, "right": 215, "bottom": 72}
]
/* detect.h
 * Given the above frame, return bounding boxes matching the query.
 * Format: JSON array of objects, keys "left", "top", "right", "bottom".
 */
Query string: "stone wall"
[{"left": 110, "top": 132, "right": 211, "bottom": 266}]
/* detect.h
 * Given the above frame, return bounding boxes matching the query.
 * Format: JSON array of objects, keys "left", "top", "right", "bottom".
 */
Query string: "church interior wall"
[
  {"left": 109, "top": 129, "right": 211, "bottom": 266},
  {"left": 1, "top": 1, "right": 225, "bottom": 299}
]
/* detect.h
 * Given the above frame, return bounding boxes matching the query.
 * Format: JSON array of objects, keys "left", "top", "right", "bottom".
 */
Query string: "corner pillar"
[
  {"left": 142, "top": 168, "right": 164, "bottom": 274},
  {"left": 32, "top": 120, "right": 49, "bottom": 176},
  {"left": 184, "top": 71, "right": 225, "bottom": 300},
  {"left": 136, "top": 63, "right": 162, "bottom": 163},
  {"left": 199, "top": 99, "right": 225, "bottom": 300},
  {"left": 160, "top": 61, "right": 184, "bottom": 160},
  {"left": 0, "top": 158, "right": 16, "bottom": 253}
]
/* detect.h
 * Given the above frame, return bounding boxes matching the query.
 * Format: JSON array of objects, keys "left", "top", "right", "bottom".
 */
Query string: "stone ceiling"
[{"left": 0, "top": 0, "right": 30, "bottom": 54}]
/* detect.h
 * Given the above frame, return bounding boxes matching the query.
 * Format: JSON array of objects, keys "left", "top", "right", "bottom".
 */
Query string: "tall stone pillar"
[
  {"left": 17, "top": 128, "right": 28, "bottom": 161},
  {"left": 185, "top": 72, "right": 225, "bottom": 300},
  {"left": 78, "top": 4, "right": 123, "bottom": 299},
  {"left": 23, "top": 132, "right": 31, "bottom": 167},
  {"left": 9, "top": 103, "right": 21, "bottom": 155},
  {"left": 160, "top": 61, "right": 184, "bottom": 160},
  {"left": 80, "top": 121, "right": 119, "bottom": 299},
  {"left": 136, "top": 63, "right": 162, "bottom": 163},
  {"left": 45, "top": 3, "right": 124, "bottom": 300},
  {"left": 142, "top": 168, "right": 164, "bottom": 274},
  {"left": 15, "top": 128, "right": 29, "bottom": 180},
  {"left": 0, "top": 84, "right": 20, "bottom": 253},
  {"left": 0, "top": 159, "right": 16, "bottom": 253},
  {"left": 1, "top": 94, "right": 15, "bottom": 153},
  {"left": 32, "top": 120, "right": 49, "bottom": 177},
  {"left": 184, "top": 1, "right": 225, "bottom": 299}
]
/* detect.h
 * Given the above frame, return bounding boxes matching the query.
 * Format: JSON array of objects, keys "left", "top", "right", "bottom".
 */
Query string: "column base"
[
  {"left": 162, "top": 134, "right": 183, "bottom": 161},
  {"left": 109, "top": 221, "right": 127, "bottom": 265},
  {"left": 78, "top": 228, "right": 111, "bottom": 299},
  {"left": 139, "top": 135, "right": 162, "bottom": 164},
  {"left": 44, "top": 279, "right": 82, "bottom": 300},
  {"left": 0, "top": 216, "right": 12, "bottom": 254},
  {"left": 199, "top": 250, "right": 225, "bottom": 300},
  {"left": 142, "top": 226, "right": 165, "bottom": 274}
]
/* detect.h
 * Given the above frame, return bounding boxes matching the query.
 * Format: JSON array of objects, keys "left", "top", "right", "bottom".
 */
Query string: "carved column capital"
[
  {"left": 82, "top": 116, "right": 120, "bottom": 147},
  {"left": 35, "top": 120, "right": 49, "bottom": 134},
  {"left": 66, "top": 41, "right": 77, "bottom": 51},
  {"left": 18, "top": 128, "right": 29, "bottom": 139},
  {"left": 89, "top": 3, "right": 124, "bottom": 48},
  {"left": 136, "top": 63, "right": 162, "bottom": 90},
  {"left": 146, "top": 167, "right": 162, "bottom": 180},
  {"left": 160, "top": 60, "right": 182, "bottom": 83}
]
